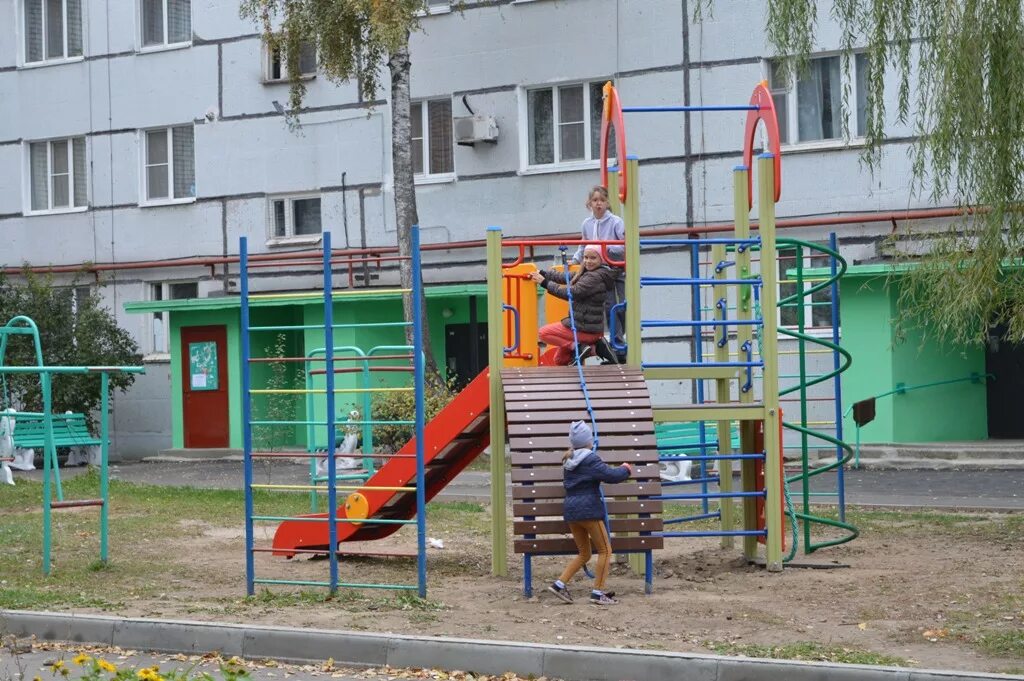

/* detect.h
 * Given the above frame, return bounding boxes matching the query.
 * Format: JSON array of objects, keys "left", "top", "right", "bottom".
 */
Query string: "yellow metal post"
[
  {"left": 711, "top": 242, "right": 734, "bottom": 548},
  {"left": 733, "top": 165, "right": 759, "bottom": 562},
  {"left": 486, "top": 227, "right": 508, "bottom": 576},
  {"left": 624, "top": 158, "right": 641, "bottom": 366},
  {"left": 757, "top": 155, "right": 783, "bottom": 572}
]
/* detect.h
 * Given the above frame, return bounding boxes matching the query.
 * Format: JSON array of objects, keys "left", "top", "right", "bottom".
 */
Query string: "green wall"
[{"left": 839, "top": 274, "right": 987, "bottom": 443}]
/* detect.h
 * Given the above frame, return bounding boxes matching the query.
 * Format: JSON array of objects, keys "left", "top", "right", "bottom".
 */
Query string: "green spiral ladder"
[{"left": 775, "top": 236, "right": 858, "bottom": 555}]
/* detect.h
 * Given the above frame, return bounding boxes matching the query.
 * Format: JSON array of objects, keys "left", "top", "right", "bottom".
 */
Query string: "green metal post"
[
  {"left": 757, "top": 154, "right": 784, "bottom": 572},
  {"left": 486, "top": 227, "right": 507, "bottom": 577},
  {"left": 795, "top": 248, "right": 811, "bottom": 550},
  {"left": 41, "top": 371, "right": 54, "bottom": 575},
  {"left": 100, "top": 371, "right": 110, "bottom": 564}
]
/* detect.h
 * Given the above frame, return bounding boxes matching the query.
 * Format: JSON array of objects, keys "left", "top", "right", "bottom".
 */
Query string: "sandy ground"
[{"left": 41, "top": 507, "right": 1019, "bottom": 677}]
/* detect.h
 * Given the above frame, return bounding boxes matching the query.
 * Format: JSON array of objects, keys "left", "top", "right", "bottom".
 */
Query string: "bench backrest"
[{"left": 12, "top": 413, "right": 101, "bottom": 446}]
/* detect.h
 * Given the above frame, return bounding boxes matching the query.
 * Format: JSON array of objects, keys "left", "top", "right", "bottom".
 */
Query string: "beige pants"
[{"left": 557, "top": 519, "right": 612, "bottom": 590}]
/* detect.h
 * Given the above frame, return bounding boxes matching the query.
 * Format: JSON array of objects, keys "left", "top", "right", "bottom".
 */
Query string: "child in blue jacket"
[{"left": 548, "top": 420, "right": 632, "bottom": 606}]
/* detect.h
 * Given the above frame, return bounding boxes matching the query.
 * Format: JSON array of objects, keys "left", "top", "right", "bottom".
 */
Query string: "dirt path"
[{"left": 56, "top": 509, "right": 1020, "bottom": 677}]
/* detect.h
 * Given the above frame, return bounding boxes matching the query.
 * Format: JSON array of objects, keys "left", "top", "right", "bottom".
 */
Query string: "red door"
[{"left": 181, "top": 325, "right": 229, "bottom": 448}]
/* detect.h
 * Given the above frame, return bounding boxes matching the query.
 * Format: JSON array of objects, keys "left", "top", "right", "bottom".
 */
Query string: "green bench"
[
  {"left": 12, "top": 412, "right": 102, "bottom": 450},
  {"left": 655, "top": 421, "right": 742, "bottom": 481}
]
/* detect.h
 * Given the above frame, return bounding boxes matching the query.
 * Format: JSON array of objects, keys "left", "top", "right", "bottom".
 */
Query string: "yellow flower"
[
  {"left": 72, "top": 654, "right": 91, "bottom": 666},
  {"left": 97, "top": 660, "right": 117, "bottom": 674},
  {"left": 33, "top": 676, "right": 42, "bottom": 681},
  {"left": 137, "top": 669, "right": 155, "bottom": 680},
  {"left": 52, "top": 661, "right": 65, "bottom": 670}
]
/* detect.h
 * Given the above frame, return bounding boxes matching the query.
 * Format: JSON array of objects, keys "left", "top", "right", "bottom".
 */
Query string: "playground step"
[
  {"left": 153, "top": 448, "right": 243, "bottom": 461},
  {"left": 855, "top": 441, "right": 1024, "bottom": 470}
]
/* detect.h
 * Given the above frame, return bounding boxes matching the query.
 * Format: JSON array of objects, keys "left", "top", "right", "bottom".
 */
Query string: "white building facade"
[{"left": 0, "top": 0, "right": 946, "bottom": 457}]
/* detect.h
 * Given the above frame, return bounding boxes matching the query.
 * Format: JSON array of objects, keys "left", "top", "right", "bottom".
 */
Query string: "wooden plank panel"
[
  {"left": 511, "top": 450, "right": 659, "bottom": 466},
  {"left": 506, "top": 407, "right": 654, "bottom": 424},
  {"left": 511, "top": 463, "right": 661, "bottom": 483},
  {"left": 514, "top": 517, "right": 664, "bottom": 534},
  {"left": 507, "top": 421, "right": 654, "bottom": 436},
  {"left": 510, "top": 433, "right": 656, "bottom": 450},
  {"left": 514, "top": 536, "right": 663, "bottom": 554},
  {"left": 512, "top": 480, "right": 662, "bottom": 500},
  {"left": 505, "top": 397, "right": 650, "bottom": 411},
  {"left": 514, "top": 499, "right": 663, "bottom": 517}
]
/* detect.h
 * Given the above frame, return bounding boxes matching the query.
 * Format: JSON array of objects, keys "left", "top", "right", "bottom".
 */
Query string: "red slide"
[{"left": 272, "top": 369, "right": 492, "bottom": 556}]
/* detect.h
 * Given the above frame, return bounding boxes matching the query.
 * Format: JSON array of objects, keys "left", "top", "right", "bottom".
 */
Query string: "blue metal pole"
[
  {"left": 829, "top": 232, "right": 847, "bottom": 522},
  {"left": 240, "top": 236, "right": 255, "bottom": 595},
  {"left": 524, "top": 555, "right": 533, "bottom": 597},
  {"left": 412, "top": 224, "right": 427, "bottom": 597},
  {"left": 622, "top": 105, "right": 759, "bottom": 113},
  {"left": 323, "top": 231, "right": 339, "bottom": 593}
]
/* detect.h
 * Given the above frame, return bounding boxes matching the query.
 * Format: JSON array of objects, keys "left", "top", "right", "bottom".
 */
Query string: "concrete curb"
[{"left": 2, "top": 611, "right": 1019, "bottom": 681}]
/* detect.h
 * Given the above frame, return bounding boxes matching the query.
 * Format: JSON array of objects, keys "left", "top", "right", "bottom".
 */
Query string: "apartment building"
[{"left": 4, "top": 0, "right": 985, "bottom": 457}]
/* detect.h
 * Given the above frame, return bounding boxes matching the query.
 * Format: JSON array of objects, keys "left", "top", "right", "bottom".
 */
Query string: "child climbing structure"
[{"left": 490, "top": 81, "right": 856, "bottom": 587}]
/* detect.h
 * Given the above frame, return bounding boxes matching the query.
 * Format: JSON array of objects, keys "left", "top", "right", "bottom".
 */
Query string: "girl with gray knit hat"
[{"left": 548, "top": 420, "right": 632, "bottom": 606}]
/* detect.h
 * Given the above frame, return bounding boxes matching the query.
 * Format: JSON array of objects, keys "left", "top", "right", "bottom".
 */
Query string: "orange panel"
[{"left": 502, "top": 263, "right": 539, "bottom": 367}]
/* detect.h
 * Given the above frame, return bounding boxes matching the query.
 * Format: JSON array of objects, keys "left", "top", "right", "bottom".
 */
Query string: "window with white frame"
[
  {"left": 422, "top": 0, "right": 450, "bottom": 14},
  {"left": 768, "top": 54, "right": 869, "bottom": 144},
  {"left": 148, "top": 281, "right": 198, "bottom": 354},
  {"left": 269, "top": 195, "right": 322, "bottom": 240},
  {"left": 525, "top": 79, "right": 614, "bottom": 167},
  {"left": 264, "top": 39, "right": 316, "bottom": 82},
  {"left": 411, "top": 99, "right": 453, "bottom": 178},
  {"left": 26, "top": 137, "right": 87, "bottom": 213},
  {"left": 778, "top": 242, "right": 835, "bottom": 331},
  {"left": 142, "top": 125, "right": 195, "bottom": 203},
  {"left": 22, "top": 0, "right": 83, "bottom": 64},
  {"left": 140, "top": 0, "right": 191, "bottom": 48}
]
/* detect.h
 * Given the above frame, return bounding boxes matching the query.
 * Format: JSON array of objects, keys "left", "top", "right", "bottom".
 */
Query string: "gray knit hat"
[{"left": 568, "top": 420, "right": 593, "bottom": 449}]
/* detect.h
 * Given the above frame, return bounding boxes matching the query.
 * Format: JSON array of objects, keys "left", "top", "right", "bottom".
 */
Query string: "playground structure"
[
  {"left": 256, "top": 80, "right": 857, "bottom": 596},
  {"left": 489, "top": 81, "right": 857, "bottom": 585},
  {"left": 0, "top": 315, "right": 144, "bottom": 575}
]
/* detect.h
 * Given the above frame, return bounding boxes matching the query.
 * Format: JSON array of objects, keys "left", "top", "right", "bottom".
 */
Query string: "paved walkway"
[{"left": 11, "top": 460, "right": 1024, "bottom": 510}]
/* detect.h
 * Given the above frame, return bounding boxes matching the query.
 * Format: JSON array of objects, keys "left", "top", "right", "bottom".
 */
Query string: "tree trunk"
[{"left": 388, "top": 38, "right": 443, "bottom": 386}]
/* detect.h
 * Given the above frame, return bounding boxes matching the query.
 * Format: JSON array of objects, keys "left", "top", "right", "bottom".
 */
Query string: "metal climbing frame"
[
  {"left": 241, "top": 228, "right": 427, "bottom": 596},
  {"left": 0, "top": 315, "right": 144, "bottom": 575}
]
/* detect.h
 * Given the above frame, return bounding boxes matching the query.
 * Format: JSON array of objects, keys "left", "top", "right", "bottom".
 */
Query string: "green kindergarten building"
[{"left": 828, "top": 263, "right": 1022, "bottom": 444}]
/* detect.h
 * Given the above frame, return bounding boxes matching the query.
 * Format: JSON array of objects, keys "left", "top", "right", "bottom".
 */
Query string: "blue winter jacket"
[{"left": 562, "top": 450, "right": 630, "bottom": 522}]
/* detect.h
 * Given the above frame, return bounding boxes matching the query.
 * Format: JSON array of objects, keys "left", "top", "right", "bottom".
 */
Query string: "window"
[
  {"left": 779, "top": 243, "right": 834, "bottom": 331},
  {"left": 22, "top": 0, "right": 83, "bottom": 64},
  {"left": 422, "top": 0, "right": 450, "bottom": 14},
  {"left": 140, "top": 0, "right": 191, "bottom": 48},
  {"left": 26, "top": 137, "right": 87, "bottom": 213},
  {"left": 142, "top": 125, "right": 195, "bottom": 204},
  {"left": 525, "top": 79, "right": 614, "bottom": 167},
  {"left": 264, "top": 39, "right": 316, "bottom": 82},
  {"left": 149, "top": 281, "right": 198, "bottom": 354},
  {"left": 768, "top": 54, "right": 870, "bottom": 144},
  {"left": 269, "top": 195, "right": 322, "bottom": 240},
  {"left": 411, "top": 99, "right": 453, "bottom": 178}
]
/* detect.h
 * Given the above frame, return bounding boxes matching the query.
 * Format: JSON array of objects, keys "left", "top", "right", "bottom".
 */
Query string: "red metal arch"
[
  {"left": 599, "top": 82, "right": 628, "bottom": 204},
  {"left": 742, "top": 81, "right": 783, "bottom": 209}
]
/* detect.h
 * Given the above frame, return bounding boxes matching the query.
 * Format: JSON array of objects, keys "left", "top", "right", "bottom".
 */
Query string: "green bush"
[
  {"left": 0, "top": 270, "right": 140, "bottom": 432},
  {"left": 371, "top": 378, "right": 455, "bottom": 453}
]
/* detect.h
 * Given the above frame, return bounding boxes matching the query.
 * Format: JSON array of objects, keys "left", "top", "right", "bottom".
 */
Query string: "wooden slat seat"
[{"left": 502, "top": 365, "right": 664, "bottom": 558}]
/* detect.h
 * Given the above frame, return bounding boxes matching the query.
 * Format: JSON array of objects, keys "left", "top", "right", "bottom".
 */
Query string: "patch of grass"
[
  {"left": 969, "top": 630, "right": 1024, "bottom": 658},
  {"left": 707, "top": 641, "right": 911, "bottom": 667}
]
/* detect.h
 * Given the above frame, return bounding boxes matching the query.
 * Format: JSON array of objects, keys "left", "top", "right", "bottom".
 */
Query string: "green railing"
[{"left": 844, "top": 372, "right": 993, "bottom": 467}]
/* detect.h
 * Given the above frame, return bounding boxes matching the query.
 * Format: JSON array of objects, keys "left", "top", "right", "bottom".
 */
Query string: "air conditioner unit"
[{"left": 454, "top": 115, "right": 499, "bottom": 146}]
